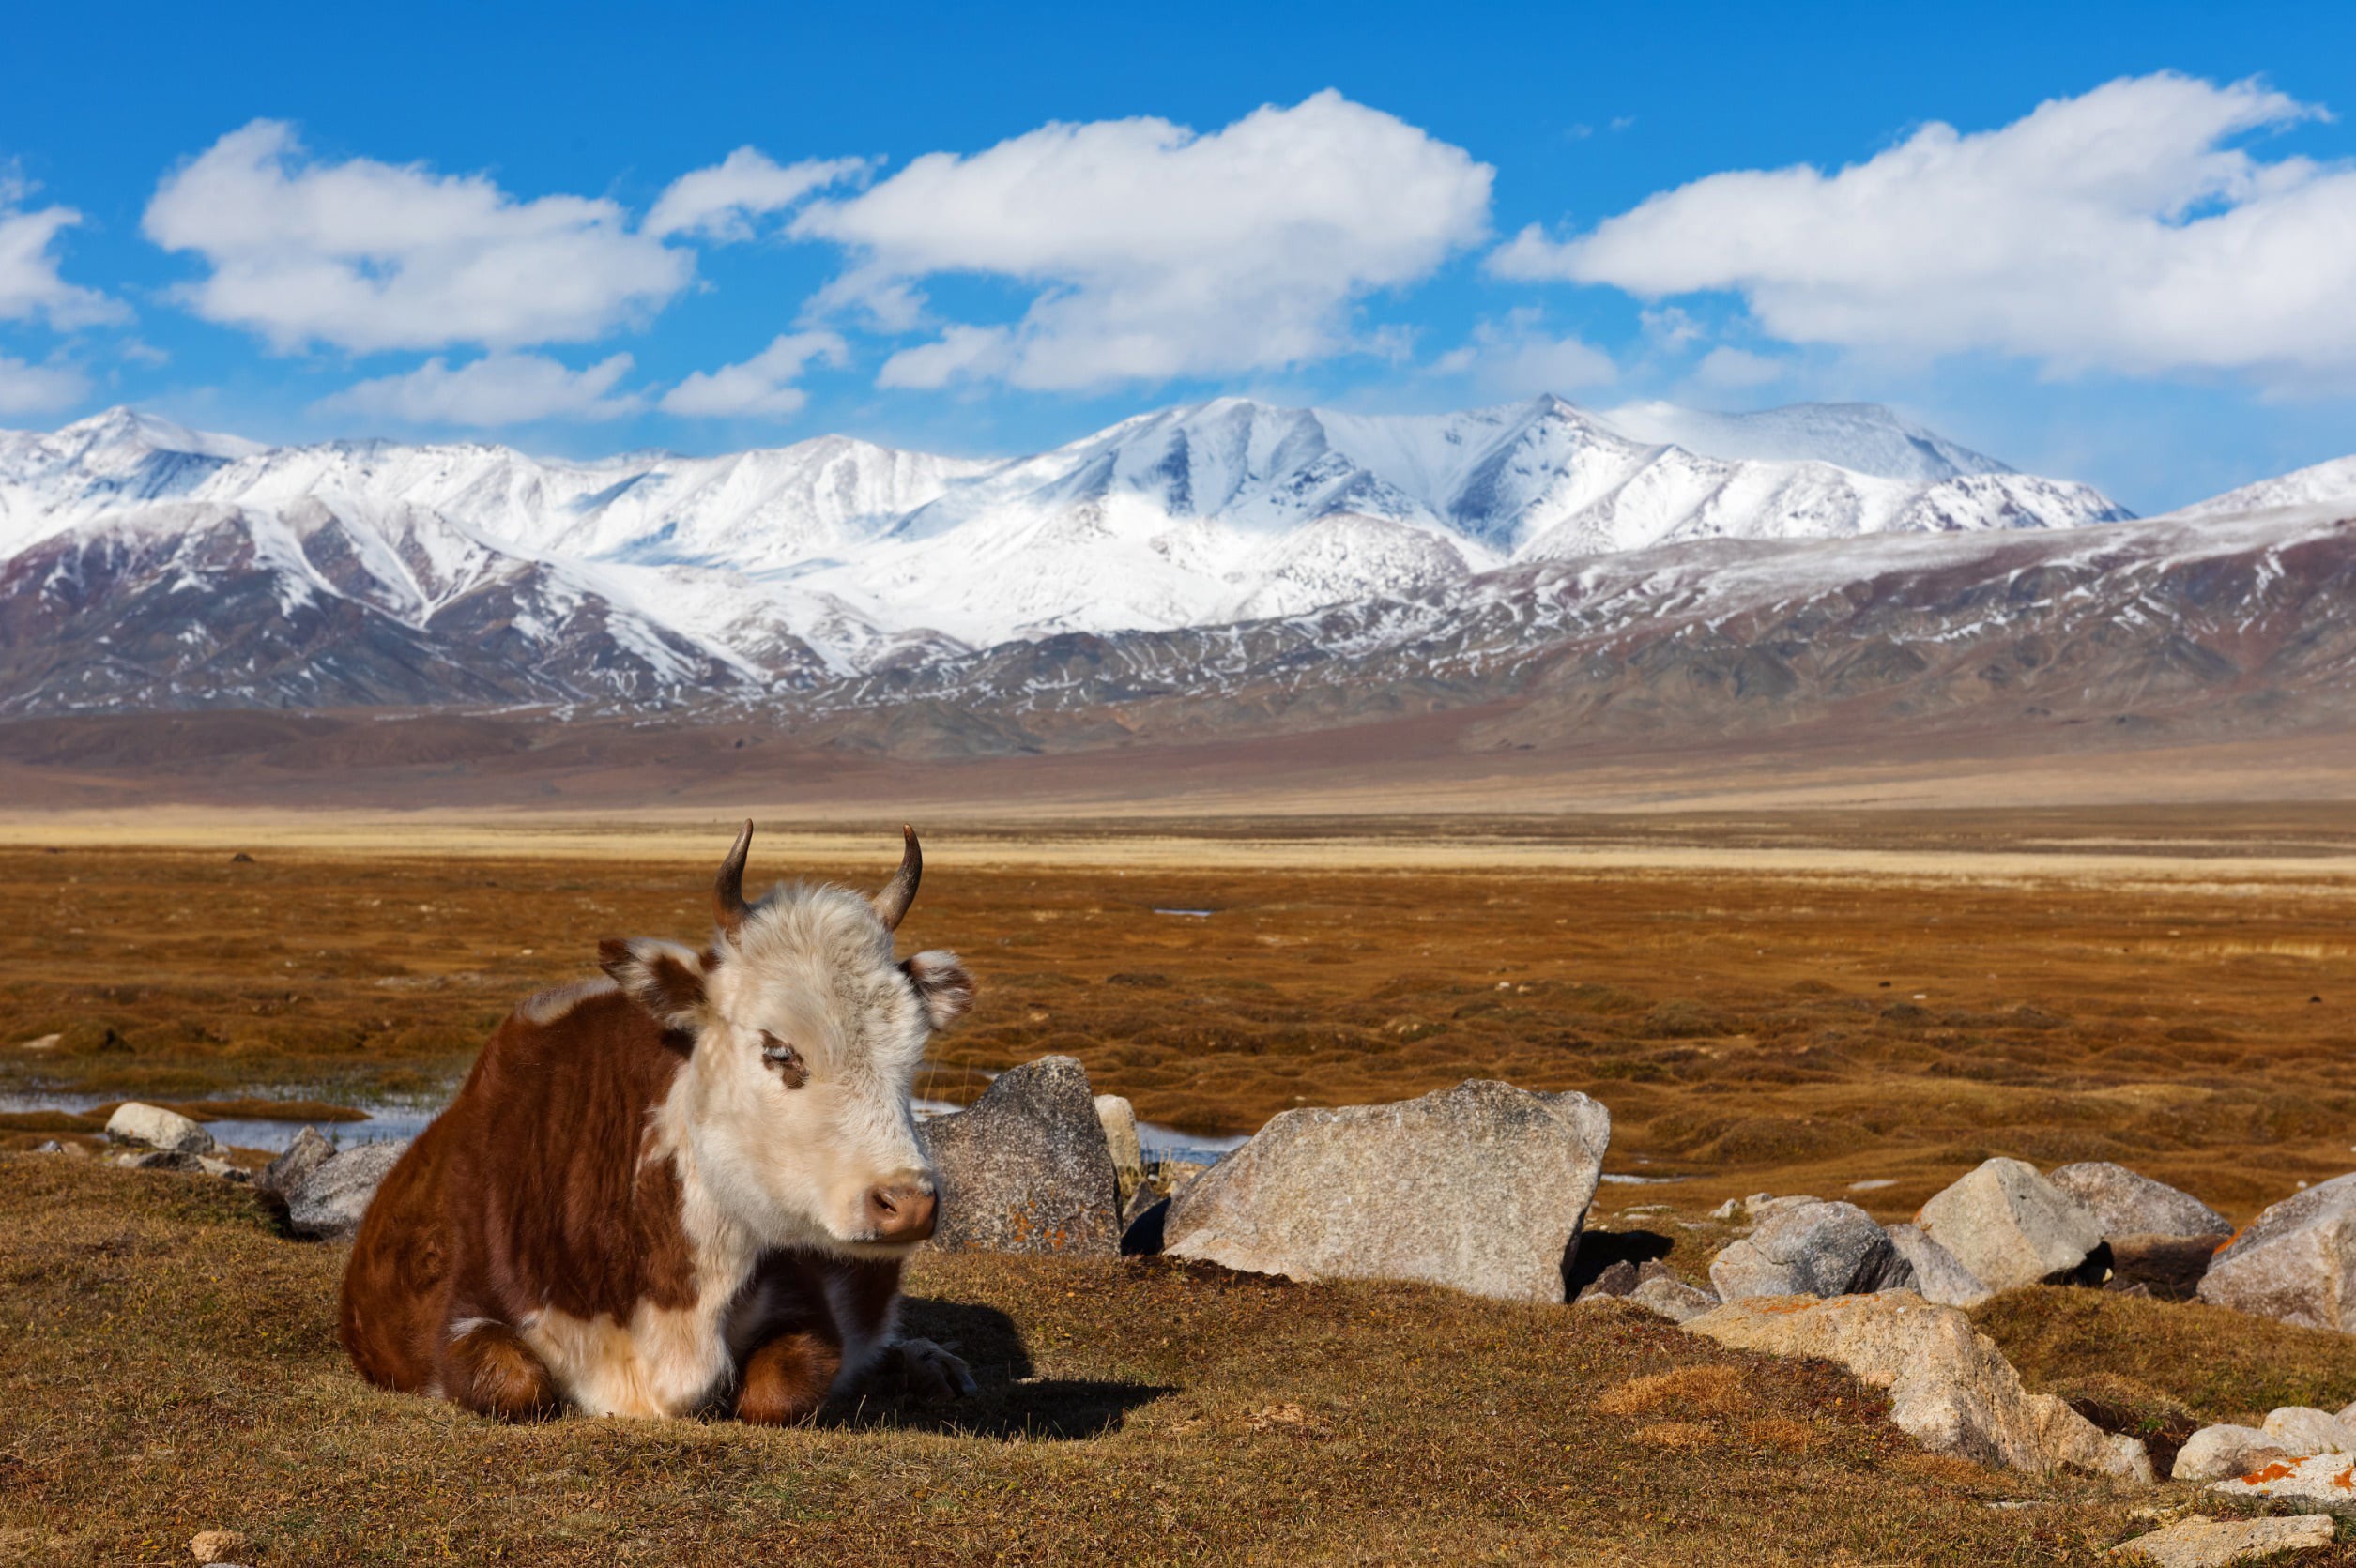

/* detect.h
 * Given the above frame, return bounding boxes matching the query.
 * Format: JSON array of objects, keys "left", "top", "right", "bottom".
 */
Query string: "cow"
[{"left": 339, "top": 823, "right": 978, "bottom": 1423}]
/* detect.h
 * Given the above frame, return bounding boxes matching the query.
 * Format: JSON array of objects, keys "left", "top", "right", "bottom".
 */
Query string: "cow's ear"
[
  {"left": 903, "top": 951, "right": 974, "bottom": 1029},
  {"left": 599, "top": 937, "right": 710, "bottom": 1033}
]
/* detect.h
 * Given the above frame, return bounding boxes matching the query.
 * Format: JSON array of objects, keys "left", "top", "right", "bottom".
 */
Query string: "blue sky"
[{"left": 3, "top": 0, "right": 2354, "bottom": 511}]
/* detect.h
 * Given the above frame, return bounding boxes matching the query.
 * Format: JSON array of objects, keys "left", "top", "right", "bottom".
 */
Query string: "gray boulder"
[
  {"left": 258, "top": 1127, "right": 335, "bottom": 1197},
  {"left": 2196, "top": 1172, "right": 2356, "bottom": 1331},
  {"left": 1162, "top": 1080, "right": 1610, "bottom": 1302},
  {"left": 1709, "top": 1200, "right": 1915, "bottom": 1302},
  {"left": 921, "top": 1057, "right": 1120, "bottom": 1256},
  {"left": 2046, "top": 1162, "right": 2230, "bottom": 1240},
  {"left": 1094, "top": 1093, "right": 1143, "bottom": 1205},
  {"left": 2171, "top": 1423, "right": 2292, "bottom": 1482},
  {"left": 1916, "top": 1158, "right": 2105, "bottom": 1292},
  {"left": 104, "top": 1102, "right": 218, "bottom": 1156},
  {"left": 2262, "top": 1406, "right": 2356, "bottom": 1455},
  {"left": 1885, "top": 1223, "right": 1993, "bottom": 1308},
  {"left": 286, "top": 1141, "right": 408, "bottom": 1241},
  {"left": 1627, "top": 1274, "right": 1721, "bottom": 1323}
]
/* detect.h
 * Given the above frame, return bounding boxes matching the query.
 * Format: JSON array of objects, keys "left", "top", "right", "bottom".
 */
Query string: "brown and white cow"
[{"left": 340, "top": 823, "right": 976, "bottom": 1423}]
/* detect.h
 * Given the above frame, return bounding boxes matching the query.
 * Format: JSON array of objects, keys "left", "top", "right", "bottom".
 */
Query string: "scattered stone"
[
  {"left": 130, "top": 1149, "right": 204, "bottom": 1173},
  {"left": 1885, "top": 1222, "right": 1993, "bottom": 1308},
  {"left": 1709, "top": 1200, "right": 1915, "bottom": 1301},
  {"left": 2196, "top": 1172, "right": 2356, "bottom": 1331},
  {"left": 229, "top": 852, "right": 255, "bottom": 863},
  {"left": 2108, "top": 1513, "right": 2335, "bottom": 1565},
  {"left": 1848, "top": 1178, "right": 1899, "bottom": 1192},
  {"left": 2047, "top": 1162, "right": 2231, "bottom": 1240},
  {"left": 1094, "top": 1093, "right": 1143, "bottom": 1205},
  {"left": 257, "top": 1126, "right": 335, "bottom": 1197},
  {"left": 196, "top": 1156, "right": 249, "bottom": 1183},
  {"left": 1916, "top": 1157, "right": 2106, "bottom": 1292},
  {"left": 1709, "top": 1193, "right": 1823, "bottom": 1225},
  {"left": 286, "top": 1142, "right": 408, "bottom": 1242},
  {"left": 2262, "top": 1406, "right": 2356, "bottom": 1455},
  {"left": 17, "top": 1033, "right": 59, "bottom": 1051},
  {"left": 921, "top": 1057, "right": 1120, "bottom": 1256},
  {"left": 104, "top": 1102, "right": 219, "bottom": 1156},
  {"left": 1162, "top": 1080, "right": 1610, "bottom": 1302},
  {"left": 1685, "top": 1290, "right": 2149, "bottom": 1480},
  {"left": 2209, "top": 1452, "right": 2356, "bottom": 1515},
  {"left": 190, "top": 1529, "right": 252, "bottom": 1563},
  {"left": 31, "top": 1139, "right": 61, "bottom": 1154},
  {"left": 2170, "top": 1424, "right": 2295, "bottom": 1482},
  {"left": 1627, "top": 1274, "right": 1721, "bottom": 1323}
]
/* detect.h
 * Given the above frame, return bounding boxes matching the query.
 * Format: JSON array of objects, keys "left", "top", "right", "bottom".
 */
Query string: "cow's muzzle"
[{"left": 864, "top": 1178, "right": 937, "bottom": 1244}]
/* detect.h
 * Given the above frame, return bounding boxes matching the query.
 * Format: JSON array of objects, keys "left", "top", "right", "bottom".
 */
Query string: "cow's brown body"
[{"left": 342, "top": 983, "right": 902, "bottom": 1422}]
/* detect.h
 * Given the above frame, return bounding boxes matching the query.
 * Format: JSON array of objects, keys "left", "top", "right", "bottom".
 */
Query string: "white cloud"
[
  {"left": 660, "top": 330, "right": 848, "bottom": 417},
  {"left": 793, "top": 90, "right": 1492, "bottom": 390},
  {"left": 315, "top": 352, "right": 640, "bottom": 425},
  {"left": 1433, "top": 310, "right": 1615, "bottom": 396},
  {"left": 645, "top": 148, "right": 867, "bottom": 241},
  {"left": 1492, "top": 73, "right": 2356, "bottom": 387},
  {"left": 0, "top": 176, "right": 125, "bottom": 329},
  {"left": 0, "top": 353, "right": 88, "bottom": 415},
  {"left": 145, "top": 121, "right": 692, "bottom": 354},
  {"left": 1691, "top": 346, "right": 1787, "bottom": 389}
]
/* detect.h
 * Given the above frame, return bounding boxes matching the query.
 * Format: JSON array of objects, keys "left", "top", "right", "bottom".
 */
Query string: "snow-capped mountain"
[
  {"left": 2180, "top": 455, "right": 2356, "bottom": 518},
  {"left": 0, "top": 395, "right": 2137, "bottom": 713}
]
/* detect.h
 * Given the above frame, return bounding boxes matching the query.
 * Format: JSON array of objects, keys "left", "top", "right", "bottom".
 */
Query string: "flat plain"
[{"left": 6, "top": 805, "right": 2356, "bottom": 1562}]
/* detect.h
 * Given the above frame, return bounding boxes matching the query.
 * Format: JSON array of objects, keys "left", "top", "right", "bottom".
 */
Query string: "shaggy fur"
[{"left": 341, "top": 845, "right": 976, "bottom": 1423}]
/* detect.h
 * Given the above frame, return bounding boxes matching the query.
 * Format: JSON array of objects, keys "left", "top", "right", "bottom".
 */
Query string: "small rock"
[
  {"left": 1916, "top": 1157, "right": 2106, "bottom": 1292},
  {"left": 2209, "top": 1452, "right": 2356, "bottom": 1515},
  {"left": 2108, "top": 1513, "right": 2335, "bottom": 1565},
  {"left": 2046, "top": 1162, "right": 2230, "bottom": 1240},
  {"left": 17, "top": 1033, "right": 60, "bottom": 1052},
  {"left": 1885, "top": 1222, "right": 1993, "bottom": 1307},
  {"left": 921, "top": 1057, "right": 1120, "bottom": 1256},
  {"left": 2171, "top": 1424, "right": 2295, "bottom": 1482},
  {"left": 190, "top": 1529, "right": 252, "bottom": 1563},
  {"left": 104, "top": 1102, "right": 219, "bottom": 1156},
  {"left": 286, "top": 1142, "right": 408, "bottom": 1241},
  {"left": 230, "top": 852, "right": 255, "bottom": 863},
  {"left": 1685, "top": 1290, "right": 2149, "bottom": 1480},
  {"left": 2262, "top": 1406, "right": 2356, "bottom": 1455},
  {"left": 31, "top": 1139, "right": 62, "bottom": 1154},
  {"left": 130, "top": 1149, "right": 204, "bottom": 1173},
  {"left": 1094, "top": 1093, "right": 1143, "bottom": 1205},
  {"left": 196, "top": 1155, "right": 248, "bottom": 1182},
  {"left": 258, "top": 1127, "right": 334, "bottom": 1197},
  {"left": 1709, "top": 1200, "right": 1915, "bottom": 1302},
  {"left": 2196, "top": 1172, "right": 2356, "bottom": 1331},
  {"left": 1163, "top": 1080, "right": 1610, "bottom": 1302},
  {"left": 1626, "top": 1274, "right": 1720, "bottom": 1323},
  {"left": 1575, "top": 1259, "right": 1643, "bottom": 1302}
]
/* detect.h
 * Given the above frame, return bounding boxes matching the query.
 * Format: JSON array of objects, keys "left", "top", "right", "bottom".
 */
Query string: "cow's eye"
[{"left": 757, "top": 1030, "right": 808, "bottom": 1088}]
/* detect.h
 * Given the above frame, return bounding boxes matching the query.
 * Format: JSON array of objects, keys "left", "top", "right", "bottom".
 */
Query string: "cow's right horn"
[
  {"left": 872, "top": 825, "right": 922, "bottom": 931},
  {"left": 714, "top": 819, "right": 755, "bottom": 939}
]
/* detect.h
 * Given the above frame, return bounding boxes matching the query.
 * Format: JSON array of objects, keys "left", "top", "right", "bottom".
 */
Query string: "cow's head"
[{"left": 599, "top": 823, "right": 971, "bottom": 1257}]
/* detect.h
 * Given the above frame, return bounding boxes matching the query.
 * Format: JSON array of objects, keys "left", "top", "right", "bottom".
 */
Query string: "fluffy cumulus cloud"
[
  {"left": 315, "top": 352, "right": 640, "bottom": 425},
  {"left": 794, "top": 90, "right": 1493, "bottom": 390},
  {"left": 0, "top": 176, "right": 124, "bottom": 329},
  {"left": 144, "top": 122, "right": 693, "bottom": 354},
  {"left": 645, "top": 149, "right": 868, "bottom": 241},
  {"left": 659, "top": 330, "right": 848, "bottom": 418},
  {"left": 0, "top": 353, "right": 89, "bottom": 415},
  {"left": 1431, "top": 309, "right": 1615, "bottom": 395},
  {"left": 1492, "top": 73, "right": 2356, "bottom": 388}
]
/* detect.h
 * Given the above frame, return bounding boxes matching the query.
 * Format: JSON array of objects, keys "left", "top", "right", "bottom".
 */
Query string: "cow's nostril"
[{"left": 865, "top": 1181, "right": 937, "bottom": 1242}]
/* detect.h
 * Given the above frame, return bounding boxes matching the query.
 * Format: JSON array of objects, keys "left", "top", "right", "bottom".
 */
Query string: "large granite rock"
[
  {"left": 2262, "top": 1406, "right": 2356, "bottom": 1455},
  {"left": 1094, "top": 1093, "right": 1143, "bottom": 1206},
  {"left": 2171, "top": 1423, "right": 2294, "bottom": 1482},
  {"left": 1885, "top": 1223, "right": 1993, "bottom": 1308},
  {"left": 286, "top": 1141, "right": 407, "bottom": 1241},
  {"left": 2208, "top": 1453, "right": 2356, "bottom": 1516},
  {"left": 257, "top": 1126, "right": 334, "bottom": 1197},
  {"left": 2108, "top": 1514, "right": 2335, "bottom": 1565},
  {"left": 1684, "top": 1291, "right": 2150, "bottom": 1480},
  {"left": 104, "top": 1102, "right": 218, "bottom": 1156},
  {"left": 2048, "top": 1162, "right": 2231, "bottom": 1299},
  {"left": 1708, "top": 1200, "right": 1915, "bottom": 1302},
  {"left": 921, "top": 1057, "right": 1120, "bottom": 1256},
  {"left": 2196, "top": 1172, "right": 2356, "bottom": 1331},
  {"left": 1162, "top": 1080, "right": 1610, "bottom": 1302},
  {"left": 1916, "top": 1158, "right": 2105, "bottom": 1292}
]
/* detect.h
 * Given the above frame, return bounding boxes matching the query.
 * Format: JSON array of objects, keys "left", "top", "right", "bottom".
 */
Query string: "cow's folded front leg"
[
  {"left": 736, "top": 1331, "right": 843, "bottom": 1425},
  {"left": 869, "top": 1337, "right": 977, "bottom": 1404},
  {"left": 443, "top": 1320, "right": 560, "bottom": 1421}
]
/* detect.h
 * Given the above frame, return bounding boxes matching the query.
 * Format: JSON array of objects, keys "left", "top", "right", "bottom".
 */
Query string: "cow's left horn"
[
  {"left": 714, "top": 819, "right": 755, "bottom": 939},
  {"left": 872, "top": 825, "right": 921, "bottom": 932}
]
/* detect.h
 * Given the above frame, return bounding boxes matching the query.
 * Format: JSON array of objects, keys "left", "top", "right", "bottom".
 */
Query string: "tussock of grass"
[{"left": 0, "top": 1158, "right": 2178, "bottom": 1565}]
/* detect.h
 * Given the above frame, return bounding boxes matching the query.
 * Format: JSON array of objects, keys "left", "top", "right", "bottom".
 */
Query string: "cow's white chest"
[{"left": 521, "top": 1284, "right": 743, "bottom": 1420}]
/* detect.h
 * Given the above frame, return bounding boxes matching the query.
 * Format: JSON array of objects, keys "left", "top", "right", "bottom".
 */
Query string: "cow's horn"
[
  {"left": 714, "top": 819, "right": 755, "bottom": 939},
  {"left": 872, "top": 825, "right": 921, "bottom": 931}
]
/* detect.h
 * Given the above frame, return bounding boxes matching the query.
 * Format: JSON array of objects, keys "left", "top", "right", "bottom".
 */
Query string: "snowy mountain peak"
[
  {"left": 2179, "top": 453, "right": 2356, "bottom": 518},
  {"left": 1593, "top": 401, "right": 2011, "bottom": 483}
]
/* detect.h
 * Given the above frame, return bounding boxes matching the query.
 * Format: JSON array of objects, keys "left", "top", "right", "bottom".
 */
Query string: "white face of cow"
[{"left": 600, "top": 826, "right": 972, "bottom": 1258}]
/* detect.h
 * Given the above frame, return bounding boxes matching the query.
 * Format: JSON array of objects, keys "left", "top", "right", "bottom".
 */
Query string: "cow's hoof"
[{"left": 881, "top": 1338, "right": 976, "bottom": 1403}]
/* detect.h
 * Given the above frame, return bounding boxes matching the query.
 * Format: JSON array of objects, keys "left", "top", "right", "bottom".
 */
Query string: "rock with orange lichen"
[
  {"left": 2208, "top": 1450, "right": 2356, "bottom": 1515},
  {"left": 2196, "top": 1172, "right": 2356, "bottom": 1332},
  {"left": 1683, "top": 1289, "right": 2150, "bottom": 1480}
]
